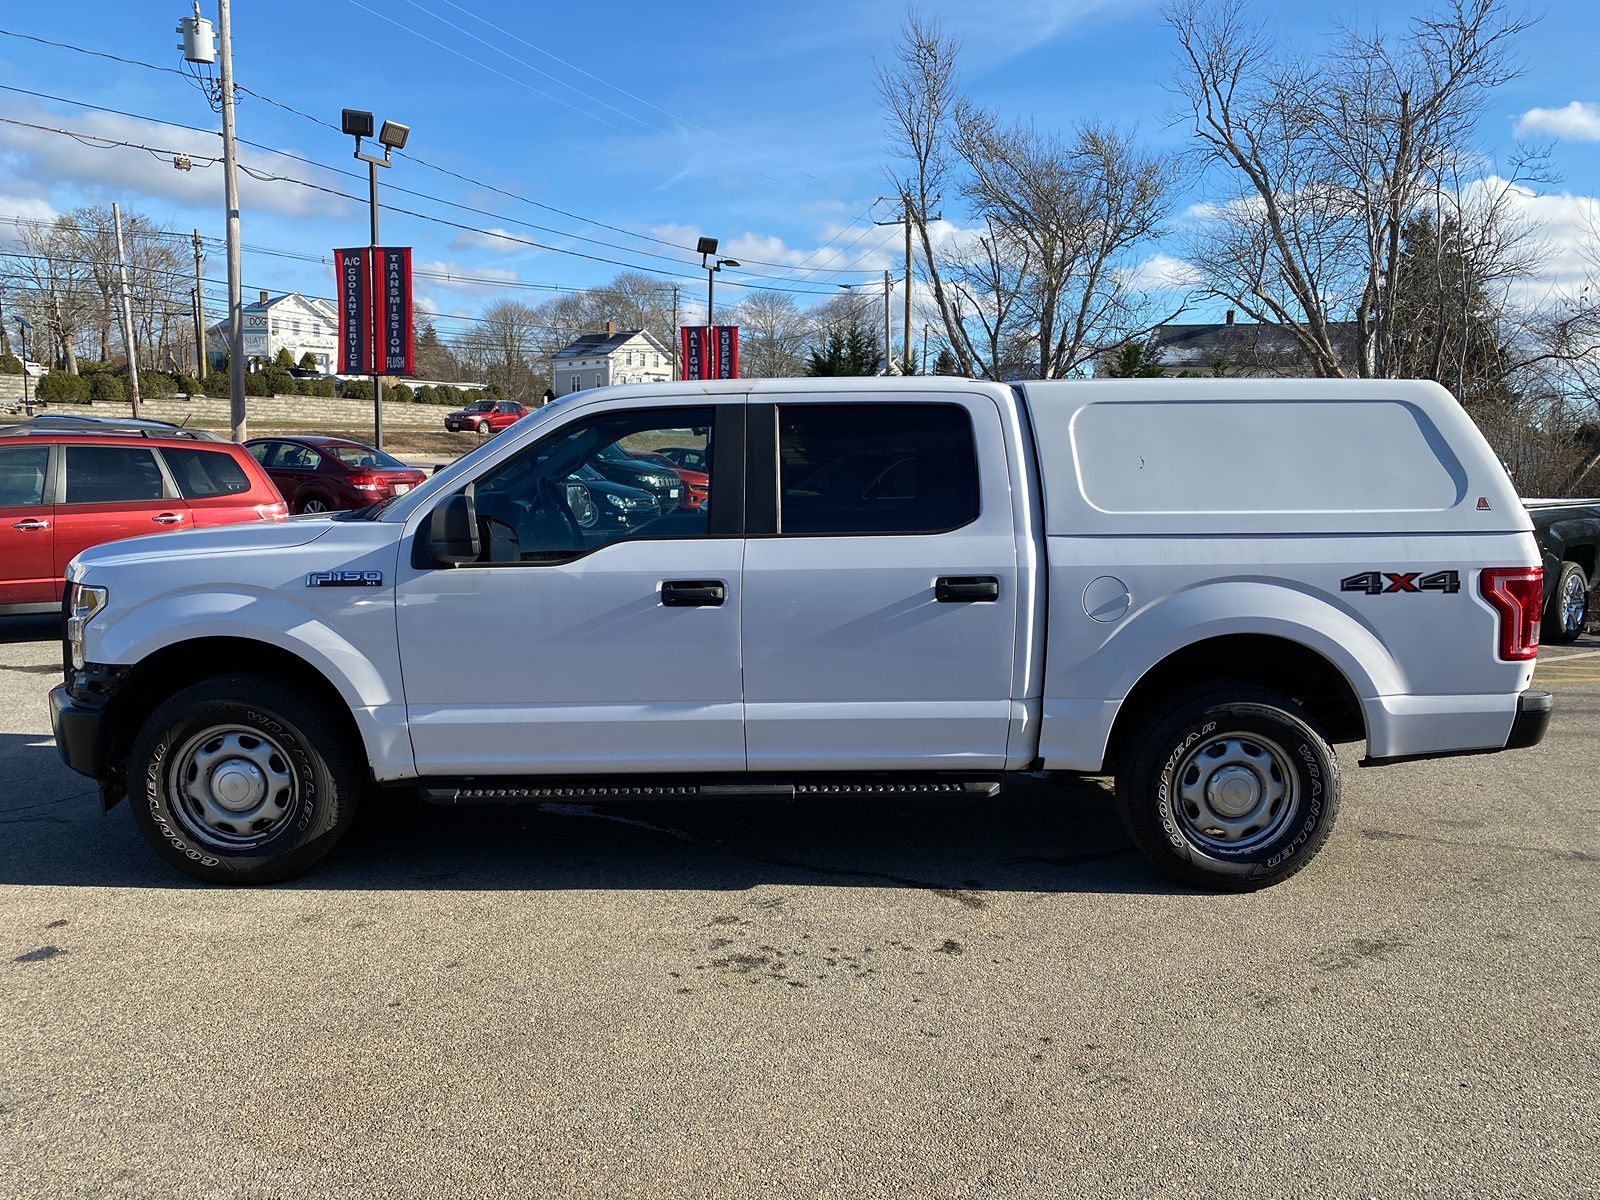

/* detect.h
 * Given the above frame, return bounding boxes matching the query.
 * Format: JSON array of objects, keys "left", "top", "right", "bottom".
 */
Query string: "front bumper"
[{"left": 50, "top": 683, "right": 104, "bottom": 779}]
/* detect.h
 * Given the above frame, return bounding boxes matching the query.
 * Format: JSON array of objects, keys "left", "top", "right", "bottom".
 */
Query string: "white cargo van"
[{"left": 50, "top": 378, "right": 1550, "bottom": 888}]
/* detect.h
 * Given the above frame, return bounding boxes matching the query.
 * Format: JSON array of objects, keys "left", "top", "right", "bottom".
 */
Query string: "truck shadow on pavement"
[
  {"left": 0, "top": 731, "right": 1180, "bottom": 896},
  {"left": 0, "top": 615, "right": 62, "bottom": 644}
]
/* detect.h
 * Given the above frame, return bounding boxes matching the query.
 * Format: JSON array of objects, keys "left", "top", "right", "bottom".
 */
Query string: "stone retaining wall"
[{"left": 3, "top": 386, "right": 450, "bottom": 431}]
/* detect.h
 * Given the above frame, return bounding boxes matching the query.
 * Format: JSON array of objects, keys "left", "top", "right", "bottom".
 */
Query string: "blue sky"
[{"left": 2, "top": 0, "right": 1598, "bottom": 340}]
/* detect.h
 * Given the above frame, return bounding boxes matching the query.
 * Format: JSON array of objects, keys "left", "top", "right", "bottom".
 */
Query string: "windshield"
[{"left": 324, "top": 443, "right": 406, "bottom": 470}]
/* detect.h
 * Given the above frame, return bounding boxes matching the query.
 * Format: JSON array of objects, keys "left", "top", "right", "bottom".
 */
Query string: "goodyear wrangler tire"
[
  {"left": 1117, "top": 686, "right": 1340, "bottom": 891},
  {"left": 127, "top": 674, "right": 361, "bottom": 884}
]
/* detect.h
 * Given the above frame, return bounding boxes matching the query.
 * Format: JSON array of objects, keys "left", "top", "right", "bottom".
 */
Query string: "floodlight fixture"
[
  {"left": 341, "top": 109, "right": 375, "bottom": 139},
  {"left": 696, "top": 236, "right": 719, "bottom": 256},
  {"left": 378, "top": 121, "right": 410, "bottom": 150}
]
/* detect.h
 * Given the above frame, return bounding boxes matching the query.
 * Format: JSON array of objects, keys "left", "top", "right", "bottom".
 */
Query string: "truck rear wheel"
[
  {"left": 1545, "top": 561, "right": 1589, "bottom": 644},
  {"left": 1117, "top": 686, "right": 1340, "bottom": 891},
  {"left": 127, "top": 674, "right": 361, "bottom": 884}
]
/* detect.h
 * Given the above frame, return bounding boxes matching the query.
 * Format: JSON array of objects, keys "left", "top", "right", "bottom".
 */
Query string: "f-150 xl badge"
[
  {"left": 1341, "top": 570, "right": 1460, "bottom": 595},
  {"left": 306, "top": 570, "right": 384, "bottom": 587}
]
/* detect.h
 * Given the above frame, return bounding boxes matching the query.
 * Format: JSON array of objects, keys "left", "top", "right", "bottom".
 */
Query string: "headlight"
[{"left": 66, "top": 584, "right": 108, "bottom": 670}]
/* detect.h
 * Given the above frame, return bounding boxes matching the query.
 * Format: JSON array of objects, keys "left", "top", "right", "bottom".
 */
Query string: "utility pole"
[
  {"left": 671, "top": 285, "right": 680, "bottom": 380},
  {"left": 217, "top": 0, "right": 245, "bottom": 439},
  {"left": 112, "top": 203, "right": 142, "bottom": 417},
  {"left": 191, "top": 229, "right": 206, "bottom": 383},
  {"left": 876, "top": 193, "right": 938, "bottom": 375},
  {"left": 883, "top": 269, "right": 892, "bottom": 374},
  {"left": 922, "top": 323, "right": 931, "bottom": 377}
]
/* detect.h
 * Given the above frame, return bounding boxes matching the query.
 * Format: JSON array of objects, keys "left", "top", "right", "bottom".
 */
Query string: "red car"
[
  {"left": 245, "top": 436, "right": 428, "bottom": 514},
  {"left": 0, "top": 417, "right": 286, "bottom": 615},
  {"left": 444, "top": 399, "right": 527, "bottom": 434},
  {"left": 627, "top": 450, "right": 710, "bottom": 510}
]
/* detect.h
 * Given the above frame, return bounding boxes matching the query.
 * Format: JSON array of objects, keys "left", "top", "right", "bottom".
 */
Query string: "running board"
[{"left": 420, "top": 778, "right": 1002, "bottom": 805}]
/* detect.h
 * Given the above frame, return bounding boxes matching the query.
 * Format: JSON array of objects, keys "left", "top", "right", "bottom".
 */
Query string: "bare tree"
[
  {"left": 1166, "top": 0, "right": 1536, "bottom": 378},
  {"left": 952, "top": 111, "right": 1178, "bottom": 377},
  {"left": 467, "top": 299, "right": 543, "bottom": 401},
  {"left": 876, "top": 13, "right": 969, "bottom": 373},
  {"left": 878, "top": 12, "right": 1178, "bottom": 380},
  {"left": 729, "top": 291, "right": 810, "bottom": 377}
]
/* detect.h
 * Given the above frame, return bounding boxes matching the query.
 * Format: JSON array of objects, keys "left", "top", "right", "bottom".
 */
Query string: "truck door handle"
[
  {"left": 11, "top": 519, "right": 49, "bottom": 532},
  {"left": 661, "top": 579, "right": 726, "bottom": 607},
  {"left": 152, "top": 513, "right": 184, "bottom": 525},
  {"left": 935, "top": 575, "right": 999, "bottom": 603}
]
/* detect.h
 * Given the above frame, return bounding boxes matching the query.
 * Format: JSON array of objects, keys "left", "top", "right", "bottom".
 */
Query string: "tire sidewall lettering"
[{"left": 1155, "top": 712, "right": 1328, "bottom": 873}]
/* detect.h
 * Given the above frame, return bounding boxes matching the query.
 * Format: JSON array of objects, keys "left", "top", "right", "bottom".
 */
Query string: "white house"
[
  {"left": 207, "top": 291, "right": 339, "bottom": 372},
  {"left": 550, "top": 324, "right": 671, "bottom": 394}
]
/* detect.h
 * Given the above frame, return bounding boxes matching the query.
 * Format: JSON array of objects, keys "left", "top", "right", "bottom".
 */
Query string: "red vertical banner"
[
  {"left": 714, "top": 326, "right": 738, "bottom": 379},
  {"left": 379, "top": 247, "right": 413, "bottom": 374},
  {"left": 680, "top": 325, "right": 709, "bottom": 381},
  {"left": 335, "top": 248, "right": 370, "bottom": 374}
]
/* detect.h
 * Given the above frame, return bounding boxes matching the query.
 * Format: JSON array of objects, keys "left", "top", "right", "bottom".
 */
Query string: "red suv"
[
  {"left": 0, "top": 417, "right": 286, "bottom": 615},
  {"left": 445, "top": 399, "right": 526, "bottom": 434},
  {"left": 245, "top": 436, "right": 428, "bottom": 514}
]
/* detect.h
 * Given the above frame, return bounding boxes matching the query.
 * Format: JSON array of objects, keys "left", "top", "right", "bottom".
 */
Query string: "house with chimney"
[
  {"left": 1097, "top": 311, "right": 1362, "bottom": 378},
  {"left": 550, "top": 322, "right": 672, "bottom": 394},
  {"left": 206, "top": 290, "right": 339, "bottom": 373}
]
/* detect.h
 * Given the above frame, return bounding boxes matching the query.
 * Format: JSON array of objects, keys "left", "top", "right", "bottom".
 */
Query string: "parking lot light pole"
[
  {"left": 343, "top": 110, "right": 409, "bottom": 450},
  {"left": 14, "top": 316, "right": 31, "bottom": 415},
  {"left": 696, "top": 237, "right": 738, "bottom": 327}
]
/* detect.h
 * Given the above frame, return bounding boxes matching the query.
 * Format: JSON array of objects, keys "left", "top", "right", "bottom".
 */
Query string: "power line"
[
  {"left": 393, "top": 0, "right": 664, "bottom": 135},
  {"left": 0, "top": 108, "right": 876, "bottom": 297},
  {"left": 0, "top": 87, "right": 887, "bottom": 288},
  {"left": 341, "top": 0, "right": 643, "bottom": 137},
  {"left": 0, "top": 26, "right": 865, "bottom": 274}
]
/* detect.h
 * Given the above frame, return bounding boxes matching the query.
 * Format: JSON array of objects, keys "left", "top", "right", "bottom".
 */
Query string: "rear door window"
[
  {"left": 0, "top": 445, "right": 50, "bottom": 507},
  {"left": 775, "top": 403, "right": 979, "bottom": 535},
  {"left": 62, "top": 445, "right": 166, "bottom": 504},
  {"left": 272, "top": 443, "right": 321, "bottom": 470},
  {"left": 162, "top": 447, "right": 253, "bottom": 498}
]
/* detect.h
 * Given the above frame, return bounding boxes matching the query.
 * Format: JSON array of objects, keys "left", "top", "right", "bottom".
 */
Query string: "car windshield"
[
  {"left": 471, "top": 401, "right": 495, "bottom": 412},
  {"left": 324, "top": 443, "right": 406, "bottom": 470}
]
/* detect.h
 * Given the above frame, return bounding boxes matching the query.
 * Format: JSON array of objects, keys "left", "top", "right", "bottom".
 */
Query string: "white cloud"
[
  {"left": 1124, "top": 253, "right": 1204, "bottom": 292},
  {"left": 1514, "top": 101, "right": 1600, "bottom": 142},
  {"left": 1466, "top": 177, "right": 1600, "bottom": 302},
  {"left": 0, "top": 193, "right": 59, "bottom": 251},
  {"left": 0, "top": 105, "right": 352, "bottom": 220}
]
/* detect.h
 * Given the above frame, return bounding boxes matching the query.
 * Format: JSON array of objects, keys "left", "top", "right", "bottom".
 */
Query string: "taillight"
[
  {"left": 1480, "top": 567, "right": 1542, "bottom": 660},
  {"left": 348, "top": 474, "right": 386, "bottom": 491},
  {"left": 255, "top": 502, "right": 288, "bottom": 522}
]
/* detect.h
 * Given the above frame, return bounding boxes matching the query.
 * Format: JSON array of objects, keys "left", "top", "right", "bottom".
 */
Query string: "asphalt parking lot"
[{"left": 1, "top": 615, "right": 1595, "bottom": 1199}]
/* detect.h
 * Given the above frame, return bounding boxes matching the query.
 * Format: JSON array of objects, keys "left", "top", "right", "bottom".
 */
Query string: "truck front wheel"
[
  {"left": 127, "top": 674, "right": 361, "bottom": 884},
  {"left": 1117, "top": 686, "right": 1340, "bottom": 891}
]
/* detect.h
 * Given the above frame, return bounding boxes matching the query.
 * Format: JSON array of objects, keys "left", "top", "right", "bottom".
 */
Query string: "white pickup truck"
[{"left": 50, "top": 378, "right": 1551, "bottom": 889}]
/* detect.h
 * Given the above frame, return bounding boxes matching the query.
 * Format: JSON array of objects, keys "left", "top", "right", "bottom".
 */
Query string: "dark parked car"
[
  {"left": 565, "top": 463, "right": 661, "bottom": 544},
  {"left": 625, "top": 450, "right": 709, "bottom": 510},
  {"left": 1526, "top": 498, "right": 1600, "bottom": 642},
  {"left": 445, "top": 399, "right": 526, "bottom": 434},
  {"left": 591, "top": 442, "right": 684, "bottom": 511},
  {"left": 245, "top": 436, "right": 427, "bottom": 514}
]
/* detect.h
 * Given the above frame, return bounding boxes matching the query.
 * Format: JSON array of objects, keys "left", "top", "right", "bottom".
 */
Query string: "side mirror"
[{"left": 428, "top": 487, "right": 480, "bottom": 566}]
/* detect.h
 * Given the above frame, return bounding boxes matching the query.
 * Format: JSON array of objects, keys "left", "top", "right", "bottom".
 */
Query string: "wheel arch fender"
[{"left": 1087, "top": 580, "right": 1401, "bottom": 770}]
